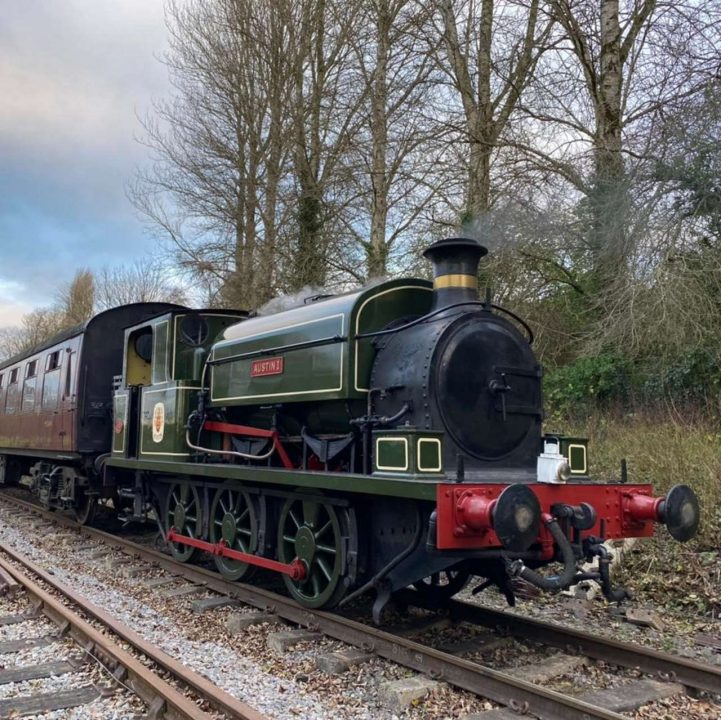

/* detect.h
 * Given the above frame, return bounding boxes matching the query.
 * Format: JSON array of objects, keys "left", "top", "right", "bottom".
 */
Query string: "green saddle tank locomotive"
[{"left": 0, "top": 238, "right": 700, "bottom": 621}]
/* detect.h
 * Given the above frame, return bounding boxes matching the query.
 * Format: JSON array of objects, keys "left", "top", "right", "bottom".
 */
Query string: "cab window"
[{"left": 126, "top": 327, "right": 153, "bottom": 386}]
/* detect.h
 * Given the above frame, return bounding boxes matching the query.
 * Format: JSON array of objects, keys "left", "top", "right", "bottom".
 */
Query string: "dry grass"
[
  {"left": 555, "top": 410, "right": 721, "bottom": 619},
  {"left": 574, "top": 411, "right": 721, "bottom": 548}
]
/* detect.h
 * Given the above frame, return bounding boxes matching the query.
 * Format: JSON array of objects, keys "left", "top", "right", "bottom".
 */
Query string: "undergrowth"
[
  {"left": 548, "top": 408, "right": 721, "bottom": 618},
  {"left": 549, "top": 408, "right": 721, "bottom": 548}
]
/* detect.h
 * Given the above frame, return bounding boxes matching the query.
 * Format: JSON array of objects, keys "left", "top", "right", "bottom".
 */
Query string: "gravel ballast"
[
  {"left": 0, "top": 502, "right": 718, "bottom": 720},
  {"left": 0, "top": 507, "right": 493, "bottom": 719}
]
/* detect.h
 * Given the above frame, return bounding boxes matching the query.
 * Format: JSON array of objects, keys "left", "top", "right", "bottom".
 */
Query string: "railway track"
[
  {"left": 0, "top": 492, "right": 718, "bottom": 720},
  {"left": 0, "top": 538, "right": 267, "bottom": 719}
]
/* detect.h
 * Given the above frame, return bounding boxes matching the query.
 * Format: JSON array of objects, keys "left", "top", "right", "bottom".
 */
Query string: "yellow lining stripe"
[
  {"left": 567, "top": 443, "right": 588, "bottom": 474},
  {"left": 433, "top": 274, "right": 477, "bottom": 289},
  {"left": 375, "top": 437, "right": 409, "bottom": 472},
  {"left": 417, "top": 437, "right": 442, "bottom": 473}
]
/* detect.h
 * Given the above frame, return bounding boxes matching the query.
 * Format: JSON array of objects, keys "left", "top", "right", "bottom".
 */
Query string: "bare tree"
[
  {"left": 513, "top": 1, "right": 721, "bottom": 288},
  {"left": 0, "top": 327, "right": 25, "bottom": 362},
  {"left": 284, "top": 0, "right": 368, "bottom": 288},
  {"left": 94, "top": 259, "right": 187, "bottom": 310},
  {"left": 131, "top": 0, "right": 298, "bottom": 310},
  {"left": 0, "top": 255, "right": 190, "bottom": 362},
  {"left": 431, "top": 0, "right": 553, "bottom": 219},
  {"left": 0, "top": 308, "right": 67, "bottom": 360},
  {"left": 338, "top": 0, "right": 440, "bottom": 278},
  {"left": 132, "top": 0, "right": 373, "bottom": 302},
  {"left": 57, "top": 269, "right": 95, "bottom": 326}
]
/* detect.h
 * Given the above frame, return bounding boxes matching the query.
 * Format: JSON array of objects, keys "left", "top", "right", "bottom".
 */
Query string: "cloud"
[
  {"left": 0, "top": 280, "right": 33, "bottom": 327},
  {"left": 0, "top": 1, "right": 173, "bottom": 325},
  {"left": 0, "top": 1, "right": 168, "bottom": 157}
]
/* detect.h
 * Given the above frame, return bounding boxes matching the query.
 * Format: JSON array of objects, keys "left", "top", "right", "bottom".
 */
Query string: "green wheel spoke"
[
  {"left": 166, "top": 482, "right": 203, "bottom": 564},
  {"left": 314, "top": 520, "right": 332, "bottom": 540},
  {"left": 289, "top": 509, "right": 301, "bottom": 530},
  {"left": 208, "top": 485, "right": 257, "bottom": 582},
  {"left": 316, "top": 557, "right": 333, "bottom": 582}
]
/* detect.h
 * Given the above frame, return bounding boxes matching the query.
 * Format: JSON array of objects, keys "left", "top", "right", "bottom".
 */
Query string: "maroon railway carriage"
[{"left": 0, "top": 303, "right": 185, "bottom": 520}]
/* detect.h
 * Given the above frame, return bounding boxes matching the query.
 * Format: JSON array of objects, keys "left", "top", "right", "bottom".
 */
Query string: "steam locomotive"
[{"left": 0, "top": 238, "right": 700, "bottom": 621}]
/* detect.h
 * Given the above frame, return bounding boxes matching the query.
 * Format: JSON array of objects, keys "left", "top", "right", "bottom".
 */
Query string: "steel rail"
[
  {"left": 0, "top": 496, "right": 633, "bottom": 720},
  {"left": 0, "top": 540, "right": 268, "bottom": 720},
  {"left": 6, "top": 494, "right": 718, "bottom": 695},
  {"left": 393, "top": 590, "right": 721, "bottom": 696},
  {"left": 0, "top": 548, "right": 214, "bottom": 720},
  {"left": 444, "top": 598, "right": 721, "bottom": 695}
]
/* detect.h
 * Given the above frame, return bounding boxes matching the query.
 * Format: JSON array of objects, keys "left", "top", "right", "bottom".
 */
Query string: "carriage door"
[
  {"left": 114, "top": 325, "right": 153, "bottom": 459},
  {"left": 124, "top": 386, "right": 141, "bottom": 458},
  {"left": 60, "top": 347, "right": 78, "bottom": 451}
]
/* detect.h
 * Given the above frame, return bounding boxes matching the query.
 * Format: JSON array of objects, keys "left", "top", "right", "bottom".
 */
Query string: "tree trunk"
[
  {"left": 368, "top": 0, "right": 390, "bottom": 278},
  {"left": 291, "top": 0, "right": 328, "bottom": 290},
  {"left": 590, "top": 0, "right": 628, "bottom": 286},
  {"left": 259, "top": 41, "right": 285, "bottom": 306},
  {"left": 466, "top": 0, "right": 494, "bottom": 219},
  {"left": 440, "top": 0, "right": 543, "bottom": 222},
  {"left": 467, "top": 115, "right": 493, "bottom": 219}
]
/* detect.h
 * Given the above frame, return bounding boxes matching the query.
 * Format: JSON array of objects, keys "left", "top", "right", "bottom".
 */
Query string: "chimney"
[{"left": 423, "top": 237, "right": 488, "bottom": 311}]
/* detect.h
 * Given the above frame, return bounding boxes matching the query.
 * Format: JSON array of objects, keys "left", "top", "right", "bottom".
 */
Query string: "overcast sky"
[{"left": 0, "top": 1, "right": 171, "bottom": 327}]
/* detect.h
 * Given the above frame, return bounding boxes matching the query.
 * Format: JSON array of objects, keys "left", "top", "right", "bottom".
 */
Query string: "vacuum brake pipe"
[{"left": 507, "top": 514, "right": 577, "bottom": 591}]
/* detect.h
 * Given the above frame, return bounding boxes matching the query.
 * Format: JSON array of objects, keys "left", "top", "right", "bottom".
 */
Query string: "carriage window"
[
  {"left": 46, "top": 351, "right": 61, "bottom": 372},
  {"left": 22, "top": 363, "right": 38, "bottom": 412},
  {"left": 42, "top": 351, "right": 62, "bottom": 409},
  {"left": 4, "top": 368, "right": 19, "bottom": 414},
  {"left": 64, "top": 352, "right": 74, "bottom": 398},
  {"left": 0, "top": 374, "right": 3, "bottom": 388}
]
